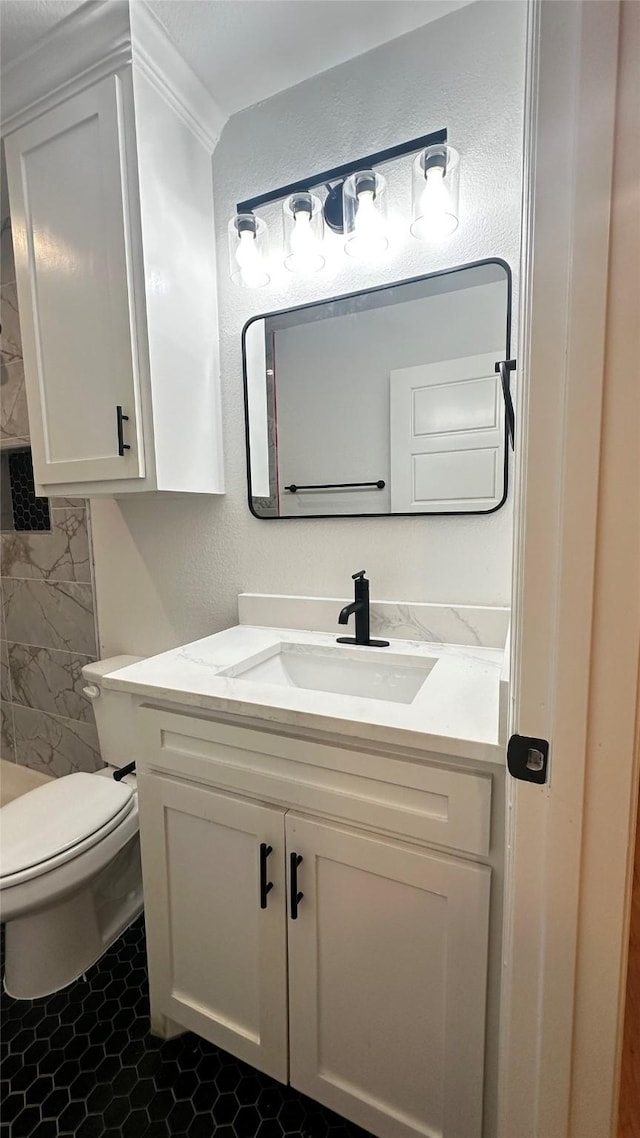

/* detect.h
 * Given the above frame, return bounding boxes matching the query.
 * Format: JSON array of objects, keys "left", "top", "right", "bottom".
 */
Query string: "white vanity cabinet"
[
  {"left": 1, "top": 3, "right": 224, "bottom": 498},
  {"left": 136, "top": 707, "right": 493, "bottom": 1138},
  {"left": 138, "top": 776, "right": 289, "bottom": 1080},
  {"left": 286, "top": 814, "right": 490, "bottom": 1138}
]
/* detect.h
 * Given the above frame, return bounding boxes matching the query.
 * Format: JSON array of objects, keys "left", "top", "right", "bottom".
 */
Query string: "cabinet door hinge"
[{"left": 507, "top": 734, "right": 549, "bottom": 784}]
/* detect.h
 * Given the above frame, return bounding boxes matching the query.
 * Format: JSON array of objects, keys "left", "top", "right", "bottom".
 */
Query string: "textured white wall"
[{"left": 92, "top": 1, "right": 527, "bottom": 658}]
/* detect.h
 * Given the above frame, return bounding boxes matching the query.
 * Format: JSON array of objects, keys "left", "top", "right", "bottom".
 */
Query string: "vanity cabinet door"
[
  {"left": 3, "top": 72, "right": 144, "bottom": 487},
  {"left": 286, "top": 814, "right": 491, "bottom": 1138},
  {"left": 138, "top": 774, "right": 288, "bottom": 1082}
]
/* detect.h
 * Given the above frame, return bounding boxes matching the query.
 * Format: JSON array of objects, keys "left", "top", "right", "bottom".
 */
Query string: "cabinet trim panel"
[{"left": 136, "top": 707, "right": 492, "bottom": 857}]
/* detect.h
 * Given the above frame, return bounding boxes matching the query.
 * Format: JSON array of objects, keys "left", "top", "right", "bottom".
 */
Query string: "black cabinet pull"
[
  {"left": 290, "top": 852, "right": 303, "bottom": 920},
  {"left": 116, "top": 405, "right": 130, "bottom": 456},
  {"left": 259, "top": 842, "right": 274, "bottom": 909}
]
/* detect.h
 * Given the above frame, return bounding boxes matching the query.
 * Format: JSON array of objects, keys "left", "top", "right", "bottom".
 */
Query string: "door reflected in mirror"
[{"left": 243, "top": 259, "right": 512, "bottom": 519}]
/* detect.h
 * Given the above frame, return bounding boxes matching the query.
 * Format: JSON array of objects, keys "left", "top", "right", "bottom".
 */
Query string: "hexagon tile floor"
[{"left": 1, "top": 917, "right": 372, "bottom": 1138}]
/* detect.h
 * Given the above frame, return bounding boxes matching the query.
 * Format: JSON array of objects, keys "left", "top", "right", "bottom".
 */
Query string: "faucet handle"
[{"left": 352, "top": 570, "right": 366, "bottom": 580}]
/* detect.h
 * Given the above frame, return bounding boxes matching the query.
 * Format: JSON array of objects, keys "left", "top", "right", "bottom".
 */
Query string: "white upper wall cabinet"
[
  {"left": 5, "top": 75, "right": 145, "bottom": 487},
  {"left": 1, "top": 1, "right": 226, "bottom": 497}
]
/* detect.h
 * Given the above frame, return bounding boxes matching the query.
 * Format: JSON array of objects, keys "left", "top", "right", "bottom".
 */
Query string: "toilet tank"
[{"left": 82, "top": 656, "right": 144, "bottom": 769}]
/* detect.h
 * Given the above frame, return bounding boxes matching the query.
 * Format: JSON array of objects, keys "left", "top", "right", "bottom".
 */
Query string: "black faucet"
[{"left": 337, "top": 571, "right": 390, "bottom": 647}]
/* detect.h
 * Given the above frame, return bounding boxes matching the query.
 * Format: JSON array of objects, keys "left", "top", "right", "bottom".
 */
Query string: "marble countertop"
[{"left": 102, "top": 624, "right": 506, "bottom": 766}]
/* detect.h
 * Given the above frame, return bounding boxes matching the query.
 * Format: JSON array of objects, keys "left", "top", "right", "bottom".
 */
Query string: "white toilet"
[{"left": 0, "top": 656, "right": 144, "bottom": 999}]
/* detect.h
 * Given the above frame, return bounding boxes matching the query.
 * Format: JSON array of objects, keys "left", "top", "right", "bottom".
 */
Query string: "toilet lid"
[{"left": 0, "top": 772, "right": 134, "bottom": 879}]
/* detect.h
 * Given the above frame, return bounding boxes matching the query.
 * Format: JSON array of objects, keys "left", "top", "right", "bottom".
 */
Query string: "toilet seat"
[{"left": 0, "top": 772, "right": 135, "bottom": 888}]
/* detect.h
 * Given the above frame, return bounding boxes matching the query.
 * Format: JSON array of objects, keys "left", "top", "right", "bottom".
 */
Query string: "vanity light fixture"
[
  {"left": 410, "top": 144, "right": 460, "bottom": 241},
  {"left": 228, "top": 212, "right": 270, "bottom": 288},
  {"left": 343, "top": 170, "right": 389, "bottom": 260},
  {"left": 230, "top": 127, "right": 459, "bottom": 286},
  {"left": 283, "top": 192, "right": 325, "bottom": 274}
]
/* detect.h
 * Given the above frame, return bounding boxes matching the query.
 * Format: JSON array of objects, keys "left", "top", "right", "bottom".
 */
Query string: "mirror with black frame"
[{"left": 242, "top": 259, "right": 512, "bottom": 520}]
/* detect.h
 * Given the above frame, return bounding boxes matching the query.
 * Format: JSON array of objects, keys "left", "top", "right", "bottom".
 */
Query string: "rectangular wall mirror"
[{"left": 243, "top": 259, "right": 512, "bottom": 519}]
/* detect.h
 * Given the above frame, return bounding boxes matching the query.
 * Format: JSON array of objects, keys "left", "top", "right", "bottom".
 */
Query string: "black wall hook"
[{"left": 496, "top": 359, "right": 516, "bottom": 449}]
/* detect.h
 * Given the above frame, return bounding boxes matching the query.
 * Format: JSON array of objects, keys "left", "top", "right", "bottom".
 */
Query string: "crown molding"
[
  {"left": 0, "top": 1, "right": 131, "bottom": 135},
  {"left": 0, "top": 0, "right": 227, "bottom": 150},
  {"left": 130, "top": 2, "right": 226, "bottom": 151}
]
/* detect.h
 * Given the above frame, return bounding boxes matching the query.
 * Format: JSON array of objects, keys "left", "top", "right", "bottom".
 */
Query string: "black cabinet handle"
[
  {"left": 259, "top": 842, "right": 274, "bottom": 909},
  {"left": 290, "top": 852, "right": 303, "bottom": 920},
  {"left": 116, "top": 405, "right": 130, "bottom": 456}
]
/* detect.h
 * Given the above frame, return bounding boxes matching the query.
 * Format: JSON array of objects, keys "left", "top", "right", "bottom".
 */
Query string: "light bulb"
[
  {"left": 235, "top": 229, "right": 256, "bottom": 268},
  {"left": 287, "top": 208, "right": 324, "bottom": 274},
  {"left": 234, "top": 227, "right": 268, "bottom": 287},
  {"left": 291, "top": 211, "right": 312, "bottom": 252},
  {"left": 284, "top": 195, "right": 325, "bottom": 274},
  {"left": 229, "top": 213, "right": 269, "bottom": 287},
  {"left": 347, "top": 188, "right": 388, "bottom": 259},
  {"left": 417, "top": 166, "right": 458, "bottom": 240}
]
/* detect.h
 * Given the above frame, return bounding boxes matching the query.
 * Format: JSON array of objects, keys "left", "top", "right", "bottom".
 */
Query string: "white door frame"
[{"left": 501, "top": 3, "right": 639, "bottom": 1136}]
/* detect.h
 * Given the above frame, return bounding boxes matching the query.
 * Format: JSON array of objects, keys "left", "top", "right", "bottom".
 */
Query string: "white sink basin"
[{"left": 222, "top": 644, "right": 436, "bottom": 704}]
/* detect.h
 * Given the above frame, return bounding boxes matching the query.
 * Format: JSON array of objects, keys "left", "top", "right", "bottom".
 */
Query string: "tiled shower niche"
[{"left": 1, "top": 446, "right": 51, "bottom": 533}]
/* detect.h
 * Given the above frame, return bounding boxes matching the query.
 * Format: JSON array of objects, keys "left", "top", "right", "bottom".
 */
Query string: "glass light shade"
[
  {"left": 411, "top": 144, "right": 460, "bottom": 241},
  {"left": 343, "top": 170, "right": 389, "bottom": 260},
  {"left": 283, "top": 192, "right": 325, "bottom": 274},
  {"left": 228, "top": 212, "right": 270, "bottom": 287}
]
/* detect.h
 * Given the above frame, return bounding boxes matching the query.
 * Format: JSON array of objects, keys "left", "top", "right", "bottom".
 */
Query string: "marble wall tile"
[
  {"left": 1, "top": 507, "right": 91, "bottom": 582},
  {"left": 12, "top": 704, "right": 101, "bottom": 776},
  {"left": 0, "top": 220, "right": 29, "bottom": 443},
  {"left": 1, "top": 699, "right": 15, "bottom": 761},
  {"left": 0, "top": 637, "right": 9, "bottom": 701},
  {"left": 2, "top": 579, "right": 96, "bottom": 655},
  {"left": 0, "top": 359, "right": 29, "bottom": 441},
  {"left": 8, "top": 643, "right": 95, "bottom": 723},
  {"left": 0, "top": 205, "right": 101, "bottom": 779},
  {"left": 0, "top": 280, "right": 22, "bottom": 363},
  {"left": 0, "top": 436, "right": 29, "bottom": 452},
  {"left": 1, "top": 215, "right": 16, "bottom": 287}
]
